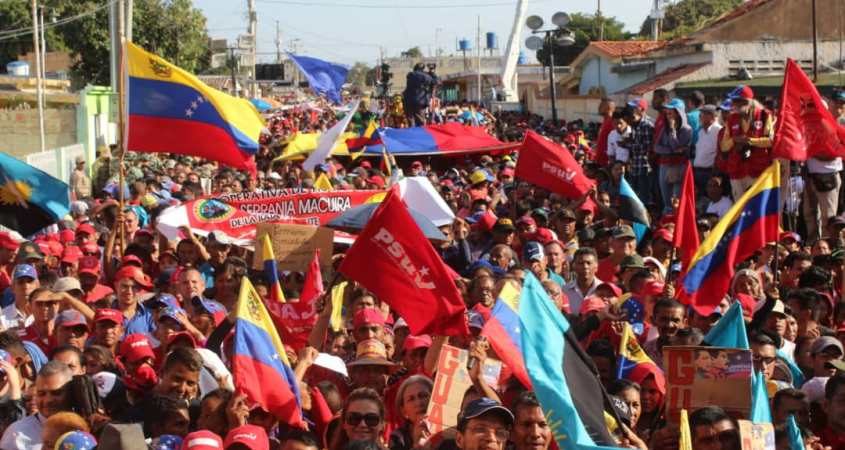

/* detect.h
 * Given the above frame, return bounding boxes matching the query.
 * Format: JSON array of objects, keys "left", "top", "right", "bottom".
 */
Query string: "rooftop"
[
  {"left": 616, "top": 63, "right": 709, "bottom": 95},
  {"left": 589, "top": 41, "right": 666, "bottom": 58}
]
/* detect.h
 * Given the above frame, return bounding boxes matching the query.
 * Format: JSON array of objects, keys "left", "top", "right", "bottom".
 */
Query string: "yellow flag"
[
  {"left": 329, "top": 281, "right": 348, "bottom": 331},
  {"left": 679, "top": 409, "right": 692, "bottom": 450},
  {"left": 261, "top": 234, "right": 286, "bottom": 303},
  {"left": 314, "top": 173, "right": 333, "bottom": 191}
]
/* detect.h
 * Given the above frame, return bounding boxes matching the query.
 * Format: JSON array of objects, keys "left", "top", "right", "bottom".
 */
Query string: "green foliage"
[
  {"left": 639, "top": 0, "right": 743, "bottom": 39},
  {"left": 536, "top": 12, "right": 632, "bottom": 66},
  {"left": 401, "top": 46, "right": 423, "bottom": 58},
  {"left": 346, "top": 61, "right": 371, "bottom": 87},
  {"left": 0, "top": 0, "right": 210, "bottom": 87}
]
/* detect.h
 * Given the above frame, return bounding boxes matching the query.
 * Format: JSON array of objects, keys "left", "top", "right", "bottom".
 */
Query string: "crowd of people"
[{"left": 4, "top": 81, "right": 845, "bottom": 450}]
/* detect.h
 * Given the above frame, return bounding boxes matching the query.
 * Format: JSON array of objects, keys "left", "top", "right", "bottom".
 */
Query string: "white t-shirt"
[
  {"left": 693, "top": 123, "right": 723, "bottom": 168},
  {"left": 807, "top": 157, "right": 843, "bottom": 174},
  {"left": 0, "top": 414, "right": 44, "bottom": 450},
  {"left": 706, "top": 196, "right": 733, "bottom": 217},
  {"left": 608, "top": 128, "right": 631, "bottom": 163}
]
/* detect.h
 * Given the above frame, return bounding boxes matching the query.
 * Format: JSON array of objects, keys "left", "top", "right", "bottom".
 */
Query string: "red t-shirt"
[
  {"left": 19, "top": 325, "right": 54, "bottom": 355},
  {"left": 594, "top": 116, "right": 614, "bottom": 166},
  {"left": 596, "top": 257, "right": 619, "bottom": 284}
]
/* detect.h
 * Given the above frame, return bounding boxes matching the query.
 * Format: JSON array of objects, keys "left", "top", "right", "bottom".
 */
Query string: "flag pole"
[{"left": 116, "top": 0, "right": 127, "bottom": 257}]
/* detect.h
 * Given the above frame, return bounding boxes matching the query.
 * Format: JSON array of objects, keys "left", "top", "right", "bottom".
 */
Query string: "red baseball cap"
[
  {"left": 121, "top": 254, "right": 144, "bottom": 268},
  {"left": 0, "top": 232, "right": 18, "bottom": 251},
  {"left": 366, "top": 175, "right": 385, "bottom": 189},
  {"left": 167, "top": 331, "right": 198, "bottom": 348},
  {"left": 61, "top": 245, "right": 83, "bottom": 264},
  {"left": 81, "top": 241, "right": 100, "bottom": 255},
  {"left": 653, "top": 228, "right": 673, "bottom": 243},
  {"left": 403, "top": 334, "right": 433, "bottom": 352},
  {"left": 579, "top": 296, "right": 608, "bottom": 315},
  {"left": 223, "top": 425, "right": 269, "bottom": 450},
  {"left": 78, "top": 256, "right": 100, "bottom": 276},
  {"left": 182, "top": 431, "right": 223, "bottom": 450},
  {"left": 114, "top": 265, "right": 152, "bottom": 289},
  {"left": 120, "top": 333, "right": 156, "bottom": 363},
  {"left": 359, "top": 161, "right": 372, "bottom": 170},
  {"left": 76, "top": 222, "right": 96, "bottom": 238},
  {"left": 47, "top": 241, "right": 64, "bottom": 258},
  {"left": 124, "top": 364, "right": 158, "bottom": 392},
  {"left": 94, "top": 308, "right": 123, "bottom": 325},
  {"left": 353, "top": 308, "right": 386, "bottom": 329},
  {"left": 59, "top": 229, "right": 76, "bottom": 244}
]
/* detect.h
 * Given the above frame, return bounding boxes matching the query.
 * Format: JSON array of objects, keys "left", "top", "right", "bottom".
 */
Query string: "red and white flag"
[
  {"left": 515, "top": 130, "right": 595, "bottom": 199},
  {"left": 772, "top": 58, "right": 845, "bottom": 160},
  {"left": 339, "top": 187, "right": 469, "bottom": 336}
]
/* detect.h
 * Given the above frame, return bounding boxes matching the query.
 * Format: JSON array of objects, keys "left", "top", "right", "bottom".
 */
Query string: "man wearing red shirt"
[
  {"left": 78, "top": 256, "right": 113, "bottom": 304},
  {"left": 596, "top": 225, "right": 638, "bottom": 284},
  {"left": 594, "top": 98, "right": 616, "bottom": 167},
  {"left": 818, "top": 374, "right": 845, "bottom": 449}
]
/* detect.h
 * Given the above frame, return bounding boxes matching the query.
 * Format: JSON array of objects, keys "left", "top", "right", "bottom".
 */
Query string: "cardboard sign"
[
  {"left": 738, "top": 420, "right": 775, "bottom": 450},
  {"left": 254, "top": 223, "right": 333, "bottom": 272},
  {"left": 426, "top": 345, "right": 502, "bottom": 434},
  {"left": 664, "top": 346, "right": 753, "bottom": 424}
]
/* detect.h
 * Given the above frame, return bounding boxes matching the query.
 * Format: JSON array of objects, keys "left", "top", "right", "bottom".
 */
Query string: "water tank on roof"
[
  {"left": 458, "top": 39, "right": 472, "bottom": 51},
  {"left": 6, "top": 61, "right": 29, "bottom": 77},
  {"left": 486, "top": 32, "right": 498, "bottom": 50},
  {"left": 517, "top": 51, "right": 527, "bottom": 65}
]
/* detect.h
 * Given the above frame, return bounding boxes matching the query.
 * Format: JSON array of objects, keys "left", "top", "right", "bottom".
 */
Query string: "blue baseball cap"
[
  {"left": 467, "top": 310, "right": 485, "bottom": 330},
  {"left": 54, "top": 431, "right": 97, "bottom": 450},
  {"left": 158, "top": 307, "right": 186, "bottom": 328},
  {"left": 151, "top": 434, "right": 183, "bottom": 450},
  {"left": 55, "top": 310, "right": 89, "bottom": 329},
  {"left": 719, "top": 99, "right": 733, "bottom": 111},
  {"left": 12, "top": 264, "right": 37, "bottom": 280},
  {"left": 457, "top": 397, "right": 514, "bottom": 431},
  {"left": 523, "top": 241, "right": 545, "bottom": 262},
  {"left": 146, "top": 293, "right": 179, "bottom": 310}
]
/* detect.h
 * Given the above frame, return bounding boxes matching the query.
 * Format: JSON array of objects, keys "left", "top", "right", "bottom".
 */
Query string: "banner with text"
[{"left": 218, "top": 188, "right": 385, "bottom": 225}]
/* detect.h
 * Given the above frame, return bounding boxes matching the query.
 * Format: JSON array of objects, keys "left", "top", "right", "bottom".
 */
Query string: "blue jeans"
[{"left": 658, "top": 164, "right": 683, "bottom": 214}]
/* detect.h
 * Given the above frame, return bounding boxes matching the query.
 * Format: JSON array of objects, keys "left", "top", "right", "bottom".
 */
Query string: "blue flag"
[
  {"left": 518, "top": 273, "right": 623, "bottom": 450},
  {"left": 786, "top": 415, "right": 804, "bottom": 450},
  {"left": 288, "top": 53, "right": 349, "bottom": 104},
  {"left": 750, "top": 370, "right": 773, "bottom": 423},
  {"left": 704, "top": 302, "right": 749, "bottom": 349},
  {"left": 618, "top": 176, "right": 650, "bottom": 242},
  {"left": 0, "top": 152, "right": 69, "bottom": 236},
  {"left": 777, "top": 348, "right": 805, "bottom": 387}
]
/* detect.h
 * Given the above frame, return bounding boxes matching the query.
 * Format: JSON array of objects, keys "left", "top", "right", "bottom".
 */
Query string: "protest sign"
[
  {"left": 738, "top": 420, "right": 775, "bottom": 450},
  {"left": 664, "top": 346, "right": 753, "bottom": 424},
  {"left": 157, "top": 198, "right": 293, "bottom": 246},
  {"left": 254, "top": 223, "right": 334, "bottom": 272},
  {"left": 219, "top": 189, "right": 384, "bottom": 225},
  {"left": 426, "top": 345, "right": 502, "bottom": 434}
]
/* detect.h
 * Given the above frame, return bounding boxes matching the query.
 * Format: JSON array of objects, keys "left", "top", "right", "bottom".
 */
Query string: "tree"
[
  {"left": 639, "top": 0, "right": 742, "bottom": 40},
  {"left": 0, "top": 0, "right": 211, "bottom": 87},
  {"left": 346, "top": 62, "right": 371, "bottom": 88},
  {"left": 536, "top": 12, "right": 631, "bottom": 67},
  {"left": 401, "top": 46, "right": 422, "bottom": 58},
  {"left": 0, "top": 1, "right": 67, "bottom": 70}
]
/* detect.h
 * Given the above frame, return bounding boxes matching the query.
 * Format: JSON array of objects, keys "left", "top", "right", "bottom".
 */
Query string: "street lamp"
[{"left": 525, "top": 12, "right": 575, "bottom": 124}]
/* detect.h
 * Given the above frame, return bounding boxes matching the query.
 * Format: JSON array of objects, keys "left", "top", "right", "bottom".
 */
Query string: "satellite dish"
[
  {"left": 554, "top": 30, "right": 576, "bottom": 46},
  {"left": 551, "top": 12, "right": 570, "bottom": 27},
  {"left": 525, "top": 36, "right": 544, "bottom": 50},
  {"left": 526, "top": 15, "right": 544, "bottom": 30}
]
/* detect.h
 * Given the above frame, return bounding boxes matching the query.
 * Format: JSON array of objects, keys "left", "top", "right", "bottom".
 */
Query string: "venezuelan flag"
[
  {"left": 361, "top": 122, "right": 515, "bottom": 156},
  {"left": 127, "top": 43, "right": 264, "bottom": 172},
  {"left": 680, "top": 161, "right": 780, "bottom": 314},
  {"left": 481, "top": 281, "right": 531, "bottom": 388},
  {"left": 232, "top": 277, "right": 304, "bottom": 427},
  {"left": 260, "top": 234, "right": 285, "bottom": 303},
  {"left": 616, "top": 322, "right": 659, "bottom": 379},
  {"left": 346, "top": 119, "right": 381, "bottom": 150}
]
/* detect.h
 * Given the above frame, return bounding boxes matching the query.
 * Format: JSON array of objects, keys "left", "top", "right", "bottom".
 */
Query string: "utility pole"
[
  {"left": 247, "top": 0, "right": 257, "bottom": 97},
  {"left": 276, "top": 21, "right": 282, "bottom": 64},
  {"left": 38, "top": 5, "right": 45, "bottom": 80},
  {"left": 476, "top": 15, "right": 482, "bottom": 103},
  {"left": 229, "top": 47, "right": 239, "bottom": 97},
  {"left": 812, "top": 0, "right": 819, "bottom": 81},
  {"left": 31, "top": 0, "right": 45, "bottom": 153},
  {"left": 597, "top": 0, "right": 604, "bottom": 41}
]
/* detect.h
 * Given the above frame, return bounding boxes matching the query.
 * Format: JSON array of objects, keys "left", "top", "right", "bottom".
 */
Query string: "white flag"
[{"left": 302, "top": 99, "right": 360, "bottom": 172}]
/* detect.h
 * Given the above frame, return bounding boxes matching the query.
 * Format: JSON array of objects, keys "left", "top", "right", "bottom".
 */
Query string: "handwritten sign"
[
  {"left": 254, "top": 223, "right": 333, "bottom": 272},
  {"left": 738, "top": 420, "right": 775, "bottom": 450},
  {"left": 664, "top": 346, "right": 753, "bottom": 424},
  {"left": 426, "top": 345, "right": 502, "bottom": 434}
]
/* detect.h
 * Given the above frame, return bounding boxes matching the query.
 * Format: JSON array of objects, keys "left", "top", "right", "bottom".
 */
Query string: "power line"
[
  {"left": 255, "top": 0, "right": 545, "bottom": 8},
  {"left": 0, "top": 0, "right": 115, "bottom": 42}
]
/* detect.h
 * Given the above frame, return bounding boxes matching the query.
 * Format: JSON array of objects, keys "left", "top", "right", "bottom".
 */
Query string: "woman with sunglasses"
[{"left": 331, "top": 388, "right": 386, "bottom": 450}]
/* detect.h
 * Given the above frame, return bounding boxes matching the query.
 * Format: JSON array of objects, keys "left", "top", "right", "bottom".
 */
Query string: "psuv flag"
[
  {"left": 618, "top": 176, "right": 650, "bottom": 242},
  {"left": 259, "top": 234, "right": 286, "bottom": 303},
  {"left": 0, "top": 153, "right": 69, "bottom": 236},
  {"left": 616, "top": 322, "right": 660, "bottom": 379},
  {"left": 339, "top": 187, "right": 469, "bottom": 336},
  {"left": 288, "top": 53, "right": 349, "bottom": 104},
  {"left": 518, "top": 273, "right": 623, "bottom": 450},
  {"left": 515, "top": 130, "right": 595, "bottom": 199},
  {"left": 680, "top": 161, "right": 780, "bottom": 314},
  {"left": 232, "top": 277, "right": 304, "bottom": 427},
  {"left": 481, "top": 281, "right": 531, "bottom": 388},
  {"left": 127, "top": 43, "right": 263, "bottom": 172}
]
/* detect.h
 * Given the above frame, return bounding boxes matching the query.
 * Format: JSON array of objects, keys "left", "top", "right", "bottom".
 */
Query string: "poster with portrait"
[
  {"left": 738, "top": 420, "right": 775, "bottom": 450},
  {"left": 664, "top": 346, "right": 753, "bottom": 424}
]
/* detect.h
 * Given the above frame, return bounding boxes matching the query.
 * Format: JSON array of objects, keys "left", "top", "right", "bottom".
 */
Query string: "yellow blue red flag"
[
  {"left": 127, "top": 42, "right": 264, "bottom": 172},
  {"left": 232, "top": 277, "right": 303, "bottom": 427},
  {"left": 617, "top": 322, "right": 660, "bottom": 379},
  {"left": 260, "top": 234, "right": 285, "bottom": 303}
]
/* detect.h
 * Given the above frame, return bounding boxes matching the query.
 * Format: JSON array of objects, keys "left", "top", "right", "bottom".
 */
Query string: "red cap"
[
  {"left": 61, "top": 245, "right": 83, "bottom": 264},
  {"left": 516, "top": 216, "right": 536, "bottom": 227},
  {"left": 533, "top": 228, "right": 555, "bottom": 245},
  {"left": 114, "top": 265, "right": 152, "bottom": 289},
  {"left": 94, "top": 308, "right": 123, "bottom": 325},
  {"left": 223, "top": 425, "right": 269, "bottom": 450},
  {"left": 76, "top": 223, "right": 96, "bottom": 238},
  {"left": 78, "top": 256, "right": 100, "bottom": 276},
  {"left": 366, "top": 175, "right": 385, "bottom": 189},
  {"left": 473, "top": 211, "right": 498, "bottom": 233},
  {"left": 59, "top": 229, "right": 76, "bottom": 244},
  {"left": 779, "top": 231, "right": 801, "bottom": 243},
  {"left": 359, "top": 161, "right": 372, "bottom": 170},
  {"left": 596, "top": 282, "right": 623, "bottom": 298},
  {"left": 81, "top": 241, "right": 100, "bottom": 255},
  {"left": 121, "top": 254, "right": 144, "bottom": 268},
  {"left": 47, "top": 241, "right": 64, "bottom": 257},
  {"left": 653, "top": 228, "right": 673, "bottom": 243},
  {"left": 36, "top": 241, "right": 51, "bottom": 257},
  {"left": 579, "top": 296, "right": 608, "bottom": 315},
  {"left": 468, "top": 189, "right": 489, "bottom": 202},
  {"left": 124, "top": 364, "right": 158, "bottom": 392},
  {"left": 120, "top": 333, "right": 156, "bottom": 363},
  {"left": 353, "top": 308, "right": 386, "bottom": 329},
  {"left": 737, "top": 85, "right": 754, "bottom": 100},
  {"left": 182, "top": 431, "right": 223, "bottom": 450},
  {"left": 167, "top": 331, "right": 198, "bottom": 348},
  {"left": 403, "top": 334, "right": 433, "bottom": 352},
  {"left": 500, "top": 167, "right": 515, "bottom": 177},
  {"left": 0, "top": 232, "right": 18, "bottom": 251}
]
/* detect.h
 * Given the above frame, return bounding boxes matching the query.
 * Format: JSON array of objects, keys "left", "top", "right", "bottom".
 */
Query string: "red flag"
[
  {"left": 515, "top": 130, "right": 595, "bottom": 199},
  {"left": 673, "top": 163, "right": 699, "bottom": 269},
  {"left": 299, "top": 249, "right": 324, "bottom": 306},
  {"left": 772, "top": 59, "right": 845, "bottom": 160},
  {"left": 339, "top": 187, "right": 469, "bottom": 336}
]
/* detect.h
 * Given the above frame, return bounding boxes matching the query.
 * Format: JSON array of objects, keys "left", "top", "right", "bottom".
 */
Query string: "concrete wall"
[
  {"left": 524, "top": 84, "right": 603, "bottom": 122},
  {"left": 384, "top": 56, "right": 503, "bottom": 93},
  {"left": 689, "top": 41, "right": 844, "bottom": 81},
  {"left": 578, "top": 56, "right": 649, "bottom": 96},
  {"left": 0, "top": 108, "right": 78, "bottom": 158},
  {"left": 692, "top": 0, "right": 844, "bottom": 43}
]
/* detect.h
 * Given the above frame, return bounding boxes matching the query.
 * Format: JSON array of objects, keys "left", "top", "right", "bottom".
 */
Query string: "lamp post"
[{"left": 525, "top": 13, "right": 575, "bottom": 124}]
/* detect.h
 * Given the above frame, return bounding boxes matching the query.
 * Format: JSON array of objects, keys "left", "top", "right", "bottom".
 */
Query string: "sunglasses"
[{"left": 345, "top": 412, "right": 381, "bottom": 427}]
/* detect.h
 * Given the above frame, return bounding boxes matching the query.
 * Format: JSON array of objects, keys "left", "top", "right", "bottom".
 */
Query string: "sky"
[{"left": 195, "top": 0, "right": 656, "bottom": 66}]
